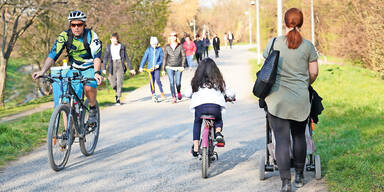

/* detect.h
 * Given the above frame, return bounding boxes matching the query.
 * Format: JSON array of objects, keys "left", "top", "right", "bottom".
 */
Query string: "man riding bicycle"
[{"left": 32, "top": 11, "right": 103, "bottom": 124}]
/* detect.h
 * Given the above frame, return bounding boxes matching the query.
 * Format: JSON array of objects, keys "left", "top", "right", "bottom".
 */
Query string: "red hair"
[{"left": 284, "top": 8, "right": 303, "bottom": 49}]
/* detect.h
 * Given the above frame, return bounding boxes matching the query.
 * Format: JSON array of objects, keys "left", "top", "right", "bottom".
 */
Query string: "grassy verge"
[
  {"left": 248, "top": 59, "right": 384, "bottom": 191},
  {"left": 1, "top": 58, "right": 56, "bottom": 118},
  {"left": 0, "top": 72, "right": 148, "bottom": 167}
]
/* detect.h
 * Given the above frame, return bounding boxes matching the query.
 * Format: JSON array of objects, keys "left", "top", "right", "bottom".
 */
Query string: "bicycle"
[
  {"left": 40, "top": 72, "right": 100, "bottom": 171},
  {"left": 199, "top": 96, "right": 235, "bottom": 178}
]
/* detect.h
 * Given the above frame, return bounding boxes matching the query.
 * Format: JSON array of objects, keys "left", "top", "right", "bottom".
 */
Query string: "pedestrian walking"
[
  {"left": 224, "top": 32, "right": 228, "bottom": 48},
  {"left": 228, "top": 31, "right": 234, "bottom": 49},
  {"left": 139, "top": 36, "right": 165, "bottom": 102},
  {"left": 183, "top": 34, "right": 197, "bottom": 69},
  {"left": 202, "top": 34, "right": 210, "bottom": 58},
  {"left": 162, "top": 31, "right": 186, "bottom": 103},
  {"left": 212, "top": 33, "right": 220, "bottom": 58},
  {"left": 194, "top": 34, "right": 204, "bottom": 64},
  {"left": 262, "top": 8, "right": 318, "bottom": 192},
  {"left": 103, "top": 32, "right": 136, "bottom": 104}
]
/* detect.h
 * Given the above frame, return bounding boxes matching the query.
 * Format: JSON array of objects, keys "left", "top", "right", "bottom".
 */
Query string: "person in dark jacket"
[
  {"left": 202, "top": 34, "right": 210, "bottom": 58},
  {"left": 212, "top": 33, "right": 220, "bottom": 58},
  {"left": 194, "top": 34, "right": 204, "bottom": 64},
  {"left": 103, "top": 32, "right": 136, "bottom": 104},
  {"left": 162, "top": 31, "right": 186, "bottom": 103}
]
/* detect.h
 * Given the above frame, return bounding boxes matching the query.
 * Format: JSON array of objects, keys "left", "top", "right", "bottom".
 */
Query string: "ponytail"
[
  {"left": 286, "top": 28, "right": 302, "bottom": 49},
  {"left": 284, "top": 8, "right": 303, "bottom": 49}
]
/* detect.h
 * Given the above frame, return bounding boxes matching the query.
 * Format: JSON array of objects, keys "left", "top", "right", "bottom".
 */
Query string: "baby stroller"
[{"left": 258, "top": 87, "right": 323, "bottom": 180}]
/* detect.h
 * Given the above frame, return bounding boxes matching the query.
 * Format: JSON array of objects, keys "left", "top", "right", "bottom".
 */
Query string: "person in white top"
[
  {"left": 185, "top": 58, "right": 235, "bottom": 157},
  {"left": 103, "top": 33, "right": 135, "bottom": 104}
]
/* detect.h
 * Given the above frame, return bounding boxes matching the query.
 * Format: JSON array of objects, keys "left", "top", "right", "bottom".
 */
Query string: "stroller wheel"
[
  {"left": 315, "top": 155, "right": 322, "bottom": 179},
  {"left": 259, "top": 154, "right": 266, "bottom": 180}
]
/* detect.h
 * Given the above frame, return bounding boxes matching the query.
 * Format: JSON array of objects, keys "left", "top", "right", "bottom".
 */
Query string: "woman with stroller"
[{"left": 262, "top": 8, "right": 318, "bottom": 192}]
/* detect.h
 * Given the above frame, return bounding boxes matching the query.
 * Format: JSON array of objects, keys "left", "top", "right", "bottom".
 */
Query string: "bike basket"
[{"left": 51, "top": 66, "right": 83, "bottom": 107}]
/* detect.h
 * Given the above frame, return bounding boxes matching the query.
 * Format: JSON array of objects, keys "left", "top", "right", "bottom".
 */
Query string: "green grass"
[
  {"left": 249, "top": 59, "right": 384, "bottom": 191},
  {"left": 0, "top": 72, "right": 149, "bottom": 167},
  {"left": 0, "top": 58, "right": 53, "bottom": 118}
]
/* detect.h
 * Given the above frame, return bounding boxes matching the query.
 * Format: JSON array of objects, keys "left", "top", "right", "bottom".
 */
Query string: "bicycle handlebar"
[{"left": 38, "top": 75, "right": 96, "bottom": 83}]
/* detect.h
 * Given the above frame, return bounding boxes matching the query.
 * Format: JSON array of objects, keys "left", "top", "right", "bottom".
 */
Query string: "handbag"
[{"left": 252, "top": 37, "right": 280, "bottom": 99}]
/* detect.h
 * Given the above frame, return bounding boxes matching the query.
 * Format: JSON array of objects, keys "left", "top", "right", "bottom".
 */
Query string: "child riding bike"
[{"left": 185, "top": 58, "right": 235, "bottom": 157}]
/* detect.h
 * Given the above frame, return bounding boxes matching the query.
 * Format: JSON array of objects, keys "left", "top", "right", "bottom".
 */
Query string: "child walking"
[
  {"left": 185, "top": 58, "right": 235, "bottom": 157},
  {"left": 139, "top": 37, "right": 165, "bottom": 102}
]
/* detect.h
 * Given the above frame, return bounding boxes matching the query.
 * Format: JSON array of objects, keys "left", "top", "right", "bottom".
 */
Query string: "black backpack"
[
  {"left": 252, "top": 37, "right": 280, "bottom": 99},
  {"left": 65, "top": 28, "right": 92, "bottom": 57}
]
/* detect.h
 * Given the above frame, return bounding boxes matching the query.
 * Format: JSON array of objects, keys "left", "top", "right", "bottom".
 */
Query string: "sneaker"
[
  {"left": 215, "top": 132, "right": 225, "bottom": 144},
  {"left": 177, "top": 92, "right": 182, "bottom": 100},
  {"left": 294, "top": 170, "right": 304, "bottom": 188},
  {"left": 172, "top": 97, "right": 177, "bottom": 103},
  {"left": 88, "top": 107, "right": 98, "bottom": 125},
  {"left": 190, "top": 145, "right": 198, "bottom": 157},
  {"left": 281, "top": 179, "right": 292, "bottom": 192},
  {"left": 160, "top": 92, "right": 166, "bottom": 100},
  {"left": 115, "top": 96, "right": 121, "bottom": 105},
  {"left": 152, "top": 94, "right": 158, "bottom": 103}
]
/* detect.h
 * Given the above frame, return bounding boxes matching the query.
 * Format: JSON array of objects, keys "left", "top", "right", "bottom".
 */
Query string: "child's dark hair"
[{"left": 191, "top": 58, "right": 225, "bottom": 93}]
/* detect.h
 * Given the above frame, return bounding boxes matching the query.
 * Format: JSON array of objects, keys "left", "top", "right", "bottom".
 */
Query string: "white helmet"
[{"left": 68, "top": 11, "right": 87, "bottom": 22}]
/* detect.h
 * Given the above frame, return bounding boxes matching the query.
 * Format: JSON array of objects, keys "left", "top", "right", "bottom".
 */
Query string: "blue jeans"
[
  {"left": 186, "top": 55, "right": 194, "bottom": 68},
  {"left": 166, "top": 68, "right": 182, "bottom": 97}
]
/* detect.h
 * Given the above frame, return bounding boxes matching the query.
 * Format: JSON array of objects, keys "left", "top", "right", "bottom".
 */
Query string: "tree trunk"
[{"left": 0, "top": 55, "right": 8, "bottom": 106}]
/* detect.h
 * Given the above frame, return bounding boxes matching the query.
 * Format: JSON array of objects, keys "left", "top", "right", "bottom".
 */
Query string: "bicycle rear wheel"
[
  {"left": 47, "top": 104, "right": 73, "bottom": 171},
  {"left": 79, "top": 100, "right": 100, "bottom": 156},
  {"left": 202, "top": 147, "right": 208, "bottom": 178}
]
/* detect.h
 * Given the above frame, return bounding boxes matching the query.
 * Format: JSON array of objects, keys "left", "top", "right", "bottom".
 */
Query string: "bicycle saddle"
[{"left": 200, "top": 115, "right": 215, "bottom": 120}]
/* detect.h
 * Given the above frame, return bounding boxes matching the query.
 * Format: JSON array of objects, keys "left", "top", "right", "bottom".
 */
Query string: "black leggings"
[{"left": 267, "top": 113, "right": 307, "bottom": 180}]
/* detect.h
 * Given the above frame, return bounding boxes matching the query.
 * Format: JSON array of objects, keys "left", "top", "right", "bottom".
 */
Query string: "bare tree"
[{"left": 0, "top": 0, "right": 67, "bottom": 106}]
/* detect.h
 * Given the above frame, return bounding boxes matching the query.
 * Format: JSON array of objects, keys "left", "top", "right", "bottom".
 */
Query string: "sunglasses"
[{"left": 70, "top": 23, "right": 84, "bottom": 28}]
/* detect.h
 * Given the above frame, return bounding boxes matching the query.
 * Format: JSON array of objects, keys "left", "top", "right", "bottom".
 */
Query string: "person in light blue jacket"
[{"left": 139, "top": 36, "right": 165, "bottom": 101}]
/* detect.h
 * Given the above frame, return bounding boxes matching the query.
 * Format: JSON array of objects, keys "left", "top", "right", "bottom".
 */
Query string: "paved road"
[{"left": 0, "top": 45, "right": 327, "bottom": 192}]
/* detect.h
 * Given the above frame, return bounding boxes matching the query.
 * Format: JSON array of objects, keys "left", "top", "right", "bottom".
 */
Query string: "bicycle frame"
[
  {"left": 53, "top": 73, "right": 90, "bottom": 142},
  {"left": 201, "top": 118, "right": 215, "bottom": 148}
]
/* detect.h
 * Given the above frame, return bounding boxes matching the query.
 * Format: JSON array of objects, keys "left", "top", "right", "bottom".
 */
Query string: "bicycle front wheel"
[
  {"left": 47, "top": 104, "right": 73, "bottom": 171},
  {"left": 79, "top": 100, "right": 100, "bottom": 156},
  {"left": 202, "top": 147, "right": 208, "bottom": 178}
]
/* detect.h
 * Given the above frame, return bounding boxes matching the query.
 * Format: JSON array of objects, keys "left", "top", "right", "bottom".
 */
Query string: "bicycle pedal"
[{"left": 216, "top": 143, "right": 225, "bottom": 147}]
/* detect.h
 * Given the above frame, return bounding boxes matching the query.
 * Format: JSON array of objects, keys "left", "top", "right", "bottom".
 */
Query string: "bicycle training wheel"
[
  {"left": 79, "top": 99, "right": 100, "bottom": 156},
  {"left": 47, "top": 104, "right": 73, "bottom": 171},
  {"left": 202, "top": 147, "right": 209, "bottom": 178}
]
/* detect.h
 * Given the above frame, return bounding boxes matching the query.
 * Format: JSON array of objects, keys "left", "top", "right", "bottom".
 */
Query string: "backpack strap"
[
  {"left": 65, "top": 29, "right": 73, "bottom": 57},
  {"left": 82, "top": 28, "right": 91, "bottom": 56}
]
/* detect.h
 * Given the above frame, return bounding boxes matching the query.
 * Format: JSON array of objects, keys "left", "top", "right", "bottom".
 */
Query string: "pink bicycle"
[{"left": 199, "top": 96, "right": 235, "bottom": 178}]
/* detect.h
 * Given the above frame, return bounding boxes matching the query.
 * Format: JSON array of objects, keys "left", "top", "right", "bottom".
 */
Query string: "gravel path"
[{"left": 0, "top": 45, "right": 327, "bottom": 192}]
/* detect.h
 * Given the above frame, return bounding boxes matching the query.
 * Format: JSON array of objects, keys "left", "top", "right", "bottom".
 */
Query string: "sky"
[{"left": 199, "top": 0, "right": 217, "bottom": 8}]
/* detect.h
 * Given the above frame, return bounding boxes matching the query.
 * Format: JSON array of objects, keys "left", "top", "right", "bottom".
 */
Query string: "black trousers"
[
  {"left": 267, "top": 113, "right": 307, "bottom": 180},
  {"left": 195, "top": 53, "right": 202, "bottom": 64},
  {"left": 214, "top": 49, "right": 219, "bottom": 58}
]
